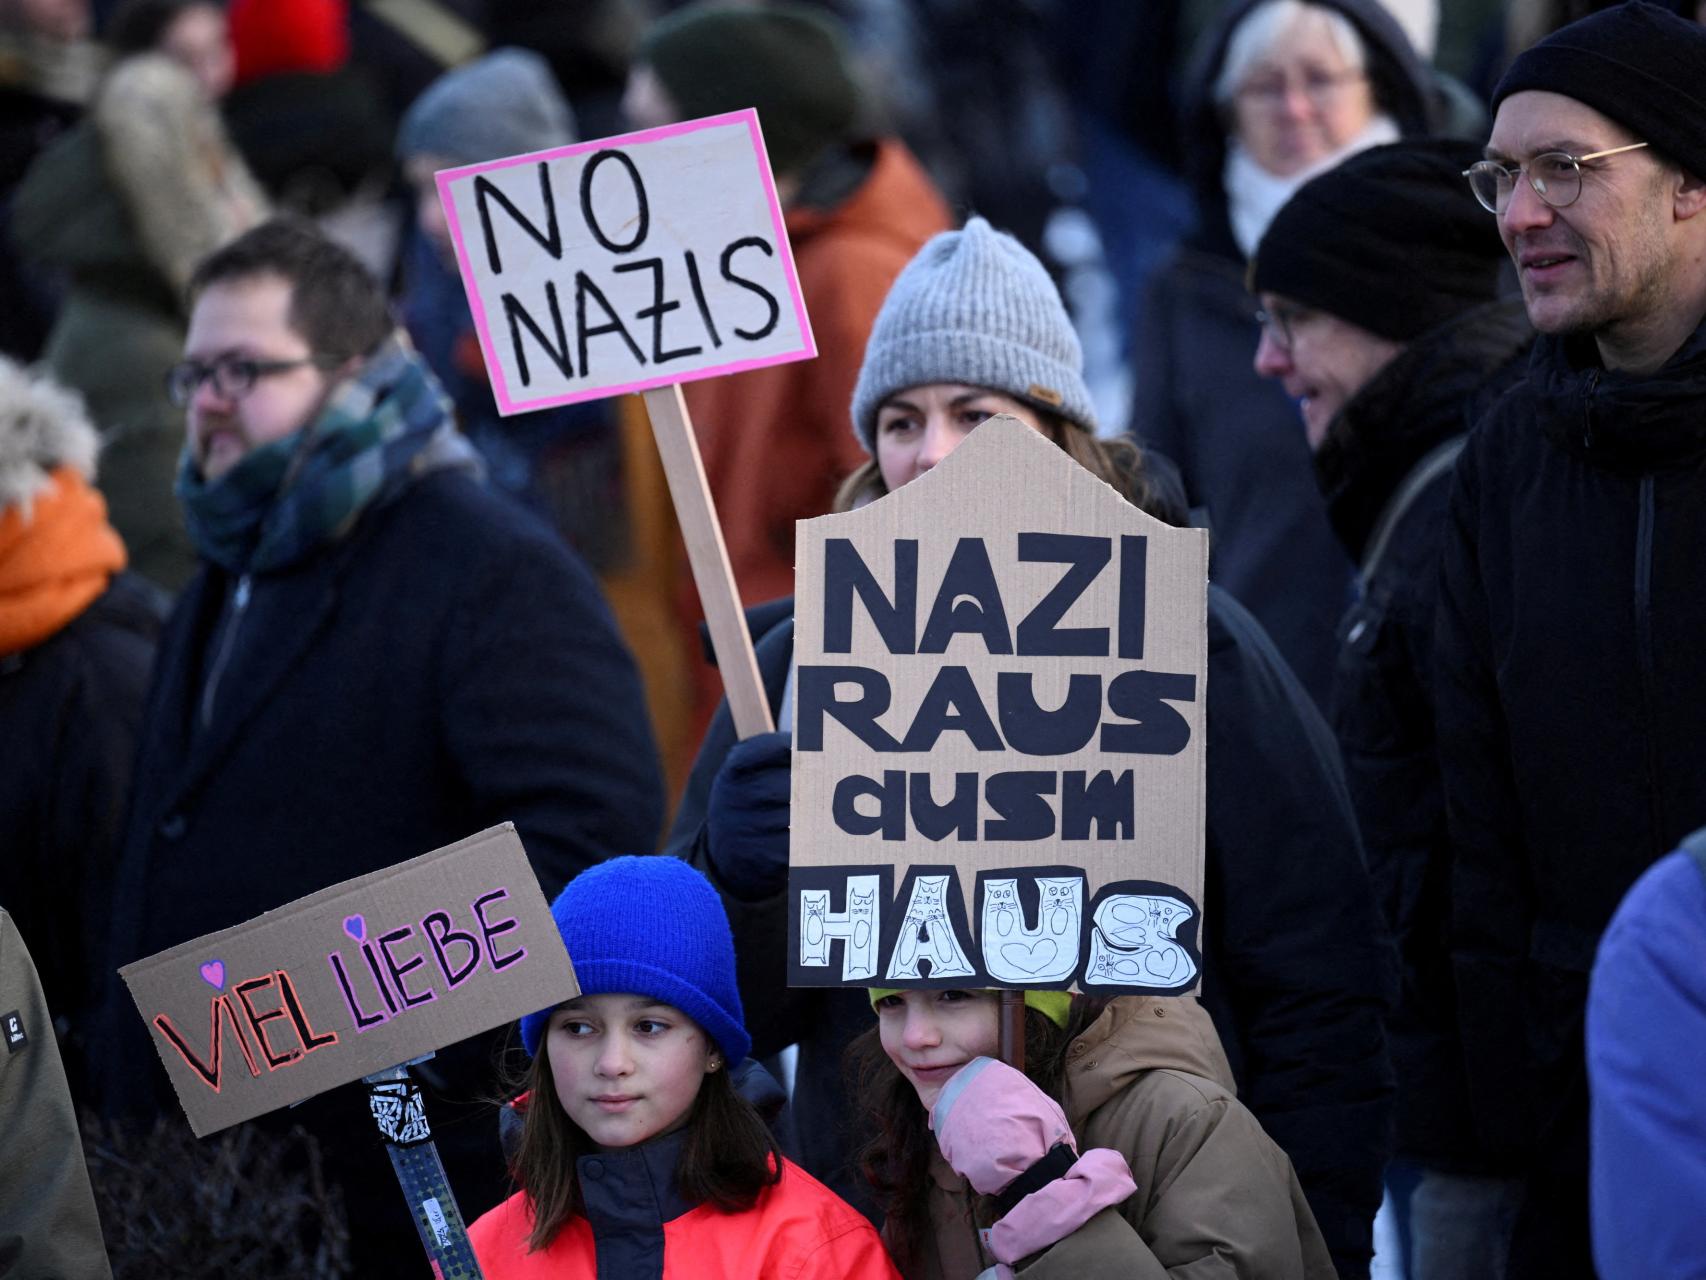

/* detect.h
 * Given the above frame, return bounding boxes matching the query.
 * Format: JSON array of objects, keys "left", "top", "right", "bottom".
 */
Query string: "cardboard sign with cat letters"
[{"left": 788, "top": 417, "right": 1209, "bottom": 995}]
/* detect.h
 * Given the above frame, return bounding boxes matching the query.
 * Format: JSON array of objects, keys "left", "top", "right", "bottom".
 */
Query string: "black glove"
[{"left": 706, "top": 730, "right": 792, "bottom": 901}]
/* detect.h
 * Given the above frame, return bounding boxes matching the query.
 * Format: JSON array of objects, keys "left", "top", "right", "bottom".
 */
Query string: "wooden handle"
[
  {"left": 999, "top": 990, "right": 1026, "bottom": 1073},
  {"left": 641, "top": 384, "right": 775, "bottom": 740}
]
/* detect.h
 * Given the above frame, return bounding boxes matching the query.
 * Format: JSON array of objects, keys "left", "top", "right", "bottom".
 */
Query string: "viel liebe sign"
[
  {"left": 120, "top": 825, "right": 577, "bottom": 1137},
  {"left": 435, "top": 108, "right": 815, "bottom": 416},
  {"left": 788, "top": 417, "right": 1210, "bottom": 995}
]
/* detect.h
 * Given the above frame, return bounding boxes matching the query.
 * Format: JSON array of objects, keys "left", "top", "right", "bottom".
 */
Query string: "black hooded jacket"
[
  {"left": 1131, "top": 0, "right": 1438, "bottom": 712},
  {"left": 1436, "top": 314, "right": 1706, "bottom": 1269},
  {"left": 1315, "top": 299, "right": 1532, "bottom": 1170}
]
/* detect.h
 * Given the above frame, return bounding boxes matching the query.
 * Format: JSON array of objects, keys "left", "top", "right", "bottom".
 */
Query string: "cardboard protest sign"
[
  {"left": 120, "top": 824, "right": 576, "bottom": 1137},
  {"left": 788, "top": 417, "right": 1209, "bottom": 995},
  {"left": 436, "top": 108, "right": 815, "bottom": 416}
]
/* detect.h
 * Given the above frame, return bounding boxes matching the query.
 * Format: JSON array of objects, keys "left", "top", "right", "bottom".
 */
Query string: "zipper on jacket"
[
  {"left": 1582, "top": 370, "right": 1601, "bottom": 449},
  {"left": 1634, "top": 476, "right": 1665, "bottom": 846},
  {"left": 200, "top": 573, "right": 251, "bottom": 731}
]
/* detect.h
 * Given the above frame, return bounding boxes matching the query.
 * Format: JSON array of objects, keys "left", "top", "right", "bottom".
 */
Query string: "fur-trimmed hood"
[{"left": 0, "top": 358, "right": 101, "bottom": 516}]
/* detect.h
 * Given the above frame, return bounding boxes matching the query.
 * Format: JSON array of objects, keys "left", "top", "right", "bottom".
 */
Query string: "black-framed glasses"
[
  {"left": 164, "top": 356, "right": 331, "bottom": 408},
  {"left": 1463, "top": 142, "right": 1649, "bottom": 214},
  {"left": 1254, "top": 302, "right": 1309, "bottom": 352}
]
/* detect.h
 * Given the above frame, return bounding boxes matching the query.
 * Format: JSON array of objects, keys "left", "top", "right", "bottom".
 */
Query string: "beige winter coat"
[{"left": 908, "top": 997, "right": 1337, "bottom": 1279}]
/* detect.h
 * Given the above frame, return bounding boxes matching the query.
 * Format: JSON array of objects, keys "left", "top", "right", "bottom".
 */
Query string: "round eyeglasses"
[
  {"left": 164, "top": 356, "right": 330, "bottom": 409},
  {"left": 1254, "top": 303, "right": 1309, "bottom": 353},
  {"left": 1463, "top": 142, "right": 1649, "bottom": 214}
]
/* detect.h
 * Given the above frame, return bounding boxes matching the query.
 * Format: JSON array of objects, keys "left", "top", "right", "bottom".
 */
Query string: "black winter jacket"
[
  {"left": 99, "top": 470, "right": 665, "bottom": 1263},
  {"left": 0, "top": 572, "right": 162, "bottom": 1090},
  {"left": 1316, "top": 300, "right": 1531, "bottom": 1170},
  {"left": 1131, "top": 0, "right": 1437, "bottom": 712},
  {"left": 667, "top": 587, "right": 1395, "bottom": 1276},
  {"left": 1436, "top": 316, "right": 1706, "bottom": 1275}
]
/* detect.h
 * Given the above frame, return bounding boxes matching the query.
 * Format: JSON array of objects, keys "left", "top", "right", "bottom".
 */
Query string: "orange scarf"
[{"left": 0, "top": 466, "right": 127, "bottom": 656}]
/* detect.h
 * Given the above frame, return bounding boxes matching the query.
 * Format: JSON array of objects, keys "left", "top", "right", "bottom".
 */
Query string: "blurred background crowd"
[{"left": 4, "top": 0, "right": 1705, "bottom": 1277}]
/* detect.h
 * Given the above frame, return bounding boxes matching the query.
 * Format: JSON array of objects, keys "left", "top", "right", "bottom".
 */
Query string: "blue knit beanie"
[
  {"left": 519, "top": 857, "right": 751, "bottom": 1066},
  {"left": 849, "top": 217, "right": 1096, "bottom": 453}
]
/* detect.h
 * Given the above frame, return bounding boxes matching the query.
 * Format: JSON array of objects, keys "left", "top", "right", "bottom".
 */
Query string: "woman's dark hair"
[
  {"left": 187, "top": 216, "right": 394, "bottom": 363},
  {"left": 846, "top": 995, "right": 1108, "bottom": 1272},
  {"left": 509, "top": 1045, "right": 781, "bottom": 1252},
  {"left": 834, "top": 408, "right": 1162, "bottom": 519},
  {"left": 105, "top": 0, "right": 212, "bottom": 55}
]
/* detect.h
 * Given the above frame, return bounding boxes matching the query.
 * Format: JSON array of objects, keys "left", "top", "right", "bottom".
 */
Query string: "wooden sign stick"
[
  {"left": 999, "top": 990, "right": 1026, "bottom": 1073},
  {"left": 642, "top": 384, "right": 775, "bottom": 740}
]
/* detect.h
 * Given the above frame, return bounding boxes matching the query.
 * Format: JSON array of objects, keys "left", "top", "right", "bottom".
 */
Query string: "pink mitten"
[
  {"left": 930, "top": 1057, "right": 1074, "bottom": 1194},
  {"left": 933, "top": 1057, "right": 1138, "bottom": 1265}
]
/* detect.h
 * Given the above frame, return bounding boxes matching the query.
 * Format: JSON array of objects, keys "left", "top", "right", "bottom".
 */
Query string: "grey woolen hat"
[
  {"left": 850, "top": 217, "right": 1095, "bottom": 453},
  {"left": 397, "top": 47, "right": 577, "bottom": 165}
]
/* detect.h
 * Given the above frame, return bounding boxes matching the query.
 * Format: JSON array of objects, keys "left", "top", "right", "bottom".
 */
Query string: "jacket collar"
[
  {"left": 1062, "top": 996, "right": 1237, "bottom": 1131},
  {"left": 578, "top": 1126, "right": 699, "bottom": 1233},
  {"left": 1317, "top": 299, "right": 1532, "bottom": 560},
  {"left": 1531, "top": 312, "right": 1706, "bottom": 473}
]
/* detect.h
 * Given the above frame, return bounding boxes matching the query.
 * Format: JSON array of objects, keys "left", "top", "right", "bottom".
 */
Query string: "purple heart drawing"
[
  {"left": 199, "top": 959, "right": 225, "bottom": 990},
  {"left": 343, "top": 914, "right": 366, "bottom": 943}
]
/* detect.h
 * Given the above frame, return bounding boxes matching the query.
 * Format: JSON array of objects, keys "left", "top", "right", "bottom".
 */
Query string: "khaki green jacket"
[
  {"left": 0, "top": 909, "right": 112, "bottom": 1279},
  {"left": 909, "top": 997, "right": 1337, "bottom": 1279}
]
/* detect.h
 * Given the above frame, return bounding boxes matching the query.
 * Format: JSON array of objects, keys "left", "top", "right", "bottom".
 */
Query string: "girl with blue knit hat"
[
  {"left": 669, "top": 215, "right": 1364, "bottom": 1277},
  {"left": 467, "top": 855, "right": 897, "bottom": 1279}
]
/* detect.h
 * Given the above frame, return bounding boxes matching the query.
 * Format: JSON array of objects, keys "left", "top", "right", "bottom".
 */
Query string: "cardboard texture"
[
  {"left": 436, "top": 109, "right": 816, "bottom": 416},
  {"left": 120, "top": 824, "right": 577, "bottom": 1137},
  {"left": 789, "top": 417, "right": 1209, "bottom": 995}
]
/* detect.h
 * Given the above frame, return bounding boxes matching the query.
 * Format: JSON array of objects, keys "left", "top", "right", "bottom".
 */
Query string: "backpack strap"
[{"left": 1359, "top": 436, "right": 1467, "bottom": 592}]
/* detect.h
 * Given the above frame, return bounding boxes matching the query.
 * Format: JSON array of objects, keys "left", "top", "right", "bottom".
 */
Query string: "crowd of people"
[{"left": 3, "top": 1, "right": 1706, "bottom": 1278}]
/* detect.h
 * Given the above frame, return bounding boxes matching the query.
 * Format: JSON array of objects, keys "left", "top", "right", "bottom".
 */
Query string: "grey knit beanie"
[
  {"left": 850, "top": 217, "right": 1095, "bottom": 453},
  {"left": 396, "top": 47, "right": 576, "bottom": 166}
]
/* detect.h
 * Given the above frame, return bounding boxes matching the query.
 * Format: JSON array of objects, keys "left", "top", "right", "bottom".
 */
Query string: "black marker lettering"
[
  {"left": 579, "top": 150, "right": 650, "bottom": 253},
  {"left": 574, "top": 270, "right": 645, "bottom": 376},
  {"left": 475, "top": 164, "right": 561, "bottom": 275},
  {"left": 613, "top": 257, "right": 702, "bottom": 363},
  {"left": 720, "top": 237, "right": 780, "bottom": 340}
]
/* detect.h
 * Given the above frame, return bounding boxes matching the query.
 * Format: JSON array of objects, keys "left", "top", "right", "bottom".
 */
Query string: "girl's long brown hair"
[
  {"left": 509, "top": 1049, "right": 780, "bottom": 1252},
  {"left": 846, "top": 996, "right": 1108, "bottom": 1272}
]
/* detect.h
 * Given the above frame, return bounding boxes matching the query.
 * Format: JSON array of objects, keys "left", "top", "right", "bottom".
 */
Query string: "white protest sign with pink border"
[{"left": 436, "top": 108, "right": 817, "bottom": 416}]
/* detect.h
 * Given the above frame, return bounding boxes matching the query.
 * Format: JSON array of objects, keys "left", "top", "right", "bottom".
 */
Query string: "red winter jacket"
[{"left": 469, "top": 1129, "right": 897, "bottom": 1280}]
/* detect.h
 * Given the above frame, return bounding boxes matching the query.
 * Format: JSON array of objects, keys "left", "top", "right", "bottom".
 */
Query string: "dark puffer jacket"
[
  {"left": 0, "top": 572, "right": 163, "bottom": 1092},
  {"left": 1436, "top": 316, "right": 1706, "bottom": 1278},
  {"left": 1131, "top": 0, "right": 1437, "bottom": 710},
  {"left": 1316, "top": 299, "right": 1531, "bottom": 1170},
  {"left": 668, "top": 585, "right": 1395, "bottom": 1277}
]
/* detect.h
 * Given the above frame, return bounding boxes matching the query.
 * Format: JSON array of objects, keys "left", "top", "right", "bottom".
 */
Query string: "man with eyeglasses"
[
  {"left": 1249, "top": 138, "right": 1531, "bottom": 1279},
  {"left": 1430, "top": 5, "right": 1706, "bottom": 1278},
  {"left": 96, "top": 218, "right": 666, "bottom": 1270}
]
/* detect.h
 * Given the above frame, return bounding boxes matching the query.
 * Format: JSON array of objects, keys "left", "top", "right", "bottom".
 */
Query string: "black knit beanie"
[
  {"left": 637, "top": 3, "right": 860, "bottom": 176},
  {"left": 1493, "top": 1, "right": 1706, "bottom": 181},
  {"left": 1250, "top": 139, "right": 1506, "bottom": 343}
]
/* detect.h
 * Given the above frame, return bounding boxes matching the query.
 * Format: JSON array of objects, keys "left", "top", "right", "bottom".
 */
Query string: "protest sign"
[
  {"left": 435, "top": 109, "right": 805, "bottom": 738},
  {"left": 788, "top": 417, "right": 1209, "bottom": 995},
  {"left": 120, "top": 824, "right": 576, "bottom": 1138},
  {"left": 435, "top": 109, "right": 813, "bottom": 413}
]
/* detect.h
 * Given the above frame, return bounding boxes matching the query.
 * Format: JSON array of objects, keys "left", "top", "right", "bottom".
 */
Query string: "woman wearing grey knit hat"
[
  {"left": 664, "top": 217, "right": 1392, "bottom": 1278},
  {"left": 839, "top": 217, "right": 1151, "bottom": 512}
]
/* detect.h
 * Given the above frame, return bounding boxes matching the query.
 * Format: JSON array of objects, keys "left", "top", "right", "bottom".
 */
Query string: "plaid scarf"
[{"left": 177, "top": 337, "right": 481, "bottom": 574}]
